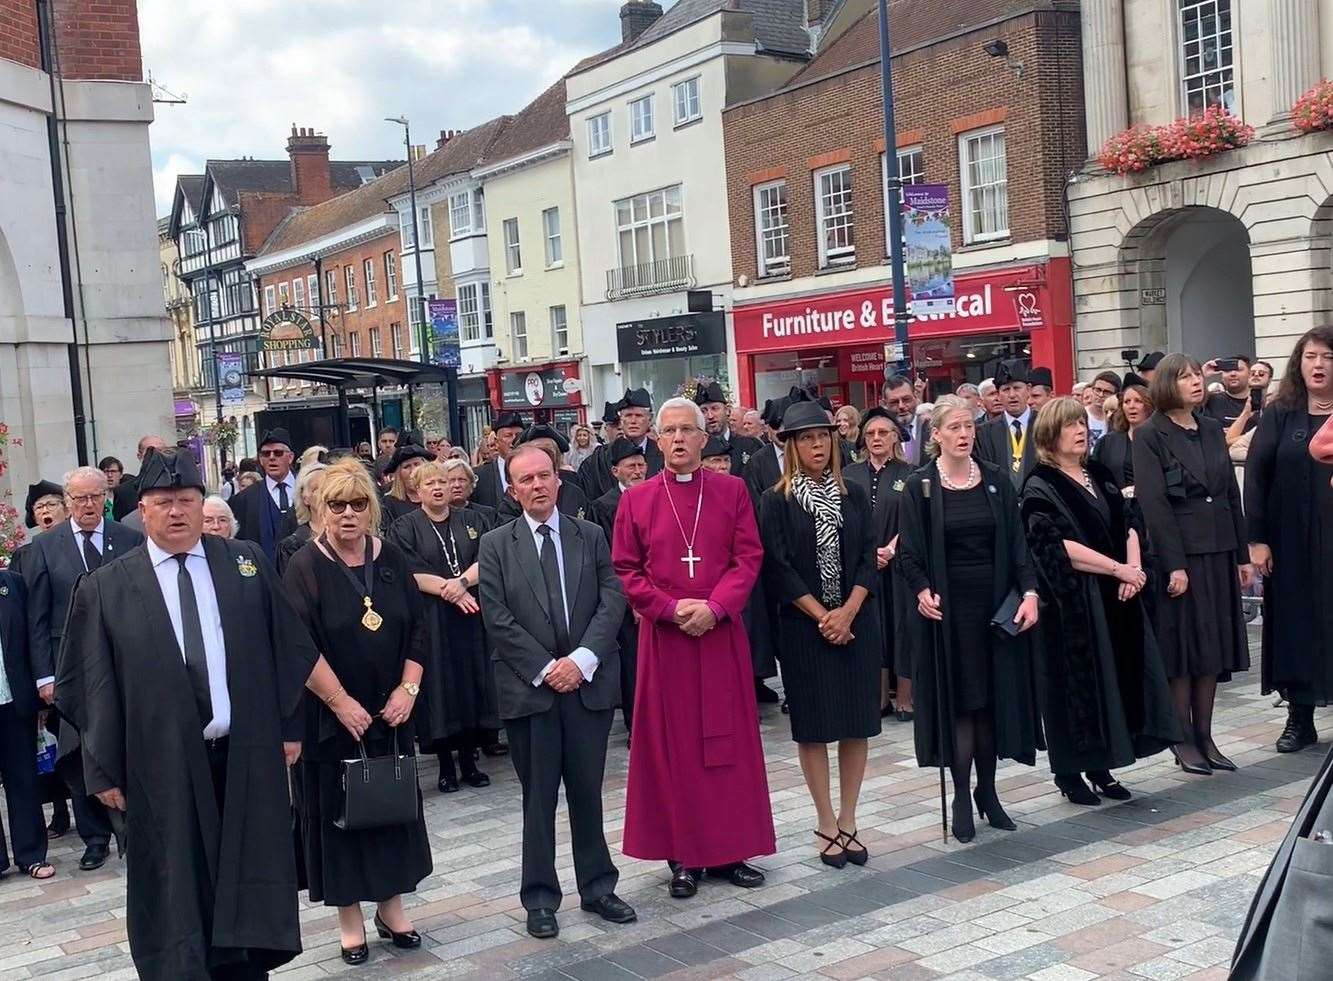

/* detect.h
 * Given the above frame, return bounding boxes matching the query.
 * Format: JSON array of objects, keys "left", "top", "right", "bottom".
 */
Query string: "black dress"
[
  {"left": 844, "top": 459, "right": 913, "bottom": 675},
  {"left": 760, "top": 482, "right": 881, "bottom": 744},
  {"left": 283, "top": 540, "right": 433, "bottom": 907},
  {"left": 382, "top": 495, "right": 419, "bottom": 529},
  {"left": 1245, "top": 407, "right": 1333, "bottom": 703},
  {"left": 275, "top": 524, "right": 311, "bottom": 576},
  {"left": 942, "top": 484, "right": 997, "bottom": 714}
]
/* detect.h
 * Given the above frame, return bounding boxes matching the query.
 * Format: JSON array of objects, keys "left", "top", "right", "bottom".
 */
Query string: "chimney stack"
[
  {"left": 436, "top": 129, "right": 459, "bottom": 150},
  {"left": 805, "top": 0, "right": 826, "bottom": 26},
  {"left": 619, "top": 1, "right": 663, "bottom": 43},
  {"left": 286, "top": 125, "right": 333, "bottom": 205}
]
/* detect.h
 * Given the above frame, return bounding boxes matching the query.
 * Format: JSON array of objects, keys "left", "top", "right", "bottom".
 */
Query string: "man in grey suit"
[
  {"left": 22, "top": 466, "right": 143, "bottom": 870},
  {"left": 478, "top": 443, "right": 635, "bottom": 941}
]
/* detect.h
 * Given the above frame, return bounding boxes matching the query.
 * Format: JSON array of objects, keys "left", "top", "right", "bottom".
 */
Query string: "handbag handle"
[{"left": 353, "top": 725, "right": 408, "bottom": 783}]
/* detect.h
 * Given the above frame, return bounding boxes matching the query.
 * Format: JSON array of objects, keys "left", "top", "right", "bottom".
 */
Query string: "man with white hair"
[
  {"left": 578, "top": 389, "right": 663, "bottom": 499},
  {"left": 955, "top": 383, "right": 983, "bottom": 420},
  {"left": 977, "top": 378, "right": 1002, "bottom": 421},
  {"left": 20, "top": 465, "right": 142, "bottom": 870},
  {"left": 613, "top": 397, "right": 774, "bottom": 899}
]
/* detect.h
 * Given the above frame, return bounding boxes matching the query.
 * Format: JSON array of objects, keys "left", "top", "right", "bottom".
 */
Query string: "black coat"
[
  {"left": 577, "top": 439, "right": 664, "bottom": 499},
  {"left": 470, "top": 460, "right": 508, "bottom": 510},
  {"left": 494, "top": 473, "right": 590, "bottom": 522},
  {"left": 1090, "top": 430, "right": 1134, "bottom": 490},
  {"left": 740, "top": 444, "right": 784, "bottom": 678},
  {"left": 1020, "top": 463, "right": 1180, "bottom": 774},
  {"left": 725, "top": 432, "right": 765, "bottom": 478},
  {"left": 975, "top": 413, "right": 1039, "bottom": 488},
  {"left": 111, "top": 473, "right": 140, "bottom": 520},
  {"left": 592, "top": 485, "right": 640, "bottom": 722},
  {"left": 844, "top": 458, "right": 914, "bottom": 675},
  {"left": 743, "top": 443, "right": 783, "bottom": 508},
  {"left": 56, "top": 536, "right": 318, "bottom": 980},
  {"left": 0, "top": 571, "right": 39, "bottom": 718},
  {"left": 896, "top": 461, "right": 1042, "bottom": 767},
  {"left": 1131, "top": 412, "right": 1245, "bottom": 574}
]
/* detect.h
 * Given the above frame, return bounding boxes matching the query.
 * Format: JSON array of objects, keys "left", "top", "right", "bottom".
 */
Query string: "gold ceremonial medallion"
[
  {"left": 236, "top": 557, "right": 257, "bottom": 578},
  {"left": 361, "top": 597, "right": 383, "bottom": 632},
  {"left": 1011, "top": 459, "right": 1021, "bottom": 473}
]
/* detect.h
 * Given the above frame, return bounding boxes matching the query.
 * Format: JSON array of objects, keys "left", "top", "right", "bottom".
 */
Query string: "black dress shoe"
[
  {"left": 838, "top": 828, "right": 869, "bottom": 866},
  {"left": 1171, "top": 746, "right": 1213, "bottom": 775},
  {"left": 973, "top": 788, "right": 1018, "bottom": 830},
  {"left": 341, "top": 942, "right": 369, "bottom": 965},
  {"left": 78, "top": 844, "right": 109, "bottom": 871},
  {"left": 461, "top": 770, "right": 491, "bottom": 788},
  {"left": 1197, "top": 737, "right": 1237, "bottom": 772},
  {"left": 669, "top": 866, "right": 699, "bottom": 898},
  {"left": 1054, "top": 774, "right": 1101, "bottom": 806},
  {"left": 527, "top": 908, "right": 559, "bottom": 939},
  {"left": 580, "top": 893, "right": 637, "bottom": 923},
  {"left": 437, "top": 776, "right": 460, "bottom": 794},
  {"left": 710, "top": 862, "right": 765, "bottom": 888},
  {"left": 950, "top": 796, "right": 975, "bottom": 844},
  {"left": 1086, "top": 770, "right": 1132, "bottom": 801},
  {"left": 1276, "top": 707, "right": 1318, "bottom": 753},
  {"left": 816, "top": 830, "right": 847, "bottom": 869},
  {"left": 754, "top": 680, "right": 780, "bottom": 704},
  {"left": 374, "top": 913, "right": 421, "bottom": 949}
]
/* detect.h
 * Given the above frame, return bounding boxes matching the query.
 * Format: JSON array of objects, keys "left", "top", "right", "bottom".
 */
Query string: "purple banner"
[{"left": 901, "top": 183, "right": 955, "bottom": 317}]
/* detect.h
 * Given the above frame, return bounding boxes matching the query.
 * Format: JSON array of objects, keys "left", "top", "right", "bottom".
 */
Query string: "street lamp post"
[
  {"left": 878, "top": 0, "right": 911, "bottom": 370},
  {"left": 386, "top": 115, "right": 461, "bottom": 446}
]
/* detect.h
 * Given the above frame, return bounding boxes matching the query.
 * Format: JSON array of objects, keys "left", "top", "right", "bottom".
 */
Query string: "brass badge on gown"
[
  {"left": 236, "top": 557, "right": 257, "bottom": 578},
  {"left": 892, "top": 479, "right": 905, "bottom": 492},
  {"left": 0, "top": 584, "right": 8, "bottom": 597},
  {"left": 466, "top": 525, "right": 478, "bottom": 540},
  {"left": 361, "top": 597, "right": 383, "bottom": 632},
  {"left": 742, "top": 451, "right": 751, "bottom": 464}
]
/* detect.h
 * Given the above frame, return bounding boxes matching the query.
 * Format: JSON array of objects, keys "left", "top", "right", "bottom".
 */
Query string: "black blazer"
[
  {"left": 470, "top": 460, "right": 507, "bottom": 510},
  {"left": 759, "top": 482, "right": 878, "bottom": 610},
  {"left": 975, "top": 413, "right": 1038, "bottom": 487},
  {"left": 1131, "top": 412, "right": 1245, "bottom": 574},
  {"left": 478, "top": 513, "right": 625, "bottom": 721},
  {"left": 743, "top": 442, "right": 783, "bottom": 509},
  {"left": 591, "top": 485, "right": 623, "bottom": 541},
  {"left": 494, "top": 472, "right": 590, "bottom": 523},
  {"left": 575, "top": 439, "right": 664, "bottom": 499},
  {"left": 725, "top": 433, "right": 765, "bottom": 479},
  {"left": 22, "top": 520, "right": 144, "bottom": 681},
  {"left": 0, "top": 572, "right": 39, "bottom": 717},
  {"left": 230, "top": 477, "right": 297, "bottom": 545},
  {"left": 1090, "top": 430, "right": 1134, "bottom": 490}
]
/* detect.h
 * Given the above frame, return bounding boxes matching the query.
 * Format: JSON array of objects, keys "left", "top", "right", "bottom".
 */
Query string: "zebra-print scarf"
[{"left": 790, "top": 469, "right": 844, "bottom": 607}]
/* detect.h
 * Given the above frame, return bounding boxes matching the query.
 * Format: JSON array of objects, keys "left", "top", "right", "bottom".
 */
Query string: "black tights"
[
  {"left": 437, "top": 731, "right": 481, "bottom": 781},
  {"left": 950, "top": 709, "right": 998, "bottom": 801},
  {"left": 1170, "top": 676, "right": 1219, "bottom": 743}
]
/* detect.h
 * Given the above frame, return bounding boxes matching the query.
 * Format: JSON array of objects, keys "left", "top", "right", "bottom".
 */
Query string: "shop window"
[
  {"left": 959, "top": 126, "right": 1008, "bottom": 243},
  {"left": 630, "top": 94, "right": 655, "bottom": 144},
  {"left": 588, "top": 112, "right": 612, "bottom": 157},
  {"left": 753, "top": 180, "right": 790, "bottom": 278},
  {"left": 615, "top": 185, "right": 686, "bottom": 272},
  {"left": 814, "top": 165, "right": 855, "bottom": 267},
  {"left": 673, "top": 77, "right": 701, "bottom": 126},
  {"left": 1178, "top": 0, "right": 1234, "bottom": 116},
  {"left": 511, "top": 311, "right": 528, "bottom": 360}
]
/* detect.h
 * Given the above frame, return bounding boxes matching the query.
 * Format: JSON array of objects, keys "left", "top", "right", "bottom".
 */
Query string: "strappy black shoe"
[
  {"left": 1086, "top": 770, "right": 1131, "bottom": 801},
  {"left": 837, "top": 827, "right": 869, "bottom": 866},
  {"left": 816, "top": 830, "right": 847, "bottom": 869}
]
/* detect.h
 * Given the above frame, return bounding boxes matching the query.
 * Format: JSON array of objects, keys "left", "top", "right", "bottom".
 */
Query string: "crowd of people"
[{"left": 0, "top": 326, "right": 1329, "bottom": 980}]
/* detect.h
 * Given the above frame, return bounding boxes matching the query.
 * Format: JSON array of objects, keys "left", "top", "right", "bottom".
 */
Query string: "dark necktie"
[
  {"left": 277, "top": 480, "right": 290, "bottom": 512},
  {"left": 1012, "top": 418, "right": 1023, "bottom": 442},
  {"left": 81, "top": 530, "right": 101, "bottom": 572},
  {"left": 174, "top": 555, "right": 214, "bottom": 728},
  {"left": 536, "top": 525, "right": 571, "bottom": 656}
]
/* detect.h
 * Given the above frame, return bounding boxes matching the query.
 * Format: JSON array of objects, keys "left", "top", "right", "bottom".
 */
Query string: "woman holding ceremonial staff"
[
  {"left": 897, "top": 397, "right": 1041, "bottom": 843},
  {"left": 761, "top": 401, "right": 881, "bottom": 868},
  {"left": 1021, "top": 398, "right": 1181, "bottom": 805}
]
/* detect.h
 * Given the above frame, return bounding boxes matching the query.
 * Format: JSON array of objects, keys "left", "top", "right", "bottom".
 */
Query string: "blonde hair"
[
  {"left": 294, "top": 462, "right": 328, "bottom": 524},
  {"left": 775, "top": 425, "right": 846, "bottom": 497},
  {"left": 410, "top": 460, "right": 450, "bottom": 491},
  {"left": 1031, "top": 397, "right": 1090, "bottom": 465},
  {"left": 317, "top": 458, "right": 381, "bottom": 532},
  {"left": 925, "top": 395, "right": 973, "bottom": 459}
]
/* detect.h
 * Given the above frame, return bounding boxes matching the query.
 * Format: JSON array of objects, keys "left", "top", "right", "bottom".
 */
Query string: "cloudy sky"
[{"left": 139, "top": 0, "right": 623, "bottom": 215}]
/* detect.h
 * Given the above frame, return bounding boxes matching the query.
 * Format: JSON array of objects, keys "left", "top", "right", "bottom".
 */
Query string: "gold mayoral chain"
[
  {"left": 662, "top": 475, "right": 705, "bottom": 579},
  {"left": 1009, "top": 422, "right": 1026, "bottom": 473}
]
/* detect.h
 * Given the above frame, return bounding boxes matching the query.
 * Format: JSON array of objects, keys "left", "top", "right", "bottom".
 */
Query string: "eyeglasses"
[
  {"left": 67, "top": 494, "right": 103, "bottom": 505},
  {"left": 659, "top": 424, "right": 701, "bottom": 438},
  {"left": 326, "top": 498, "right": 370, "bottom": 514},
  {"left": 1092, "top": 385, "right": 1118, "bottom": 397},
  {"left": 259, "top": 448, "right": 289, "bottom": 459}
]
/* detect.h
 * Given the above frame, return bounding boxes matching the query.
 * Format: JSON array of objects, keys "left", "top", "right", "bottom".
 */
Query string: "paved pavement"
[{"left": 6, "top": 631, "right": 1326, "bottom": 981}]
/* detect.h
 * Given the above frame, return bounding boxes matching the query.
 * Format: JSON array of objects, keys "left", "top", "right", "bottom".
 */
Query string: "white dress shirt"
[
  {"left": 146, "top": 538, "right": 232, "bottom": 738},
  {"left": 72, "top": 517, "right": 104, "bottom": 571},
  {"left": 521, "top": 509, "right": 599, "bottom": 686},
  {"left": 1004, "top": 407, "right": 1034, "bottom": 436},
  {"left": 266, "top": 473, "right": 294, "bottom": 510}
]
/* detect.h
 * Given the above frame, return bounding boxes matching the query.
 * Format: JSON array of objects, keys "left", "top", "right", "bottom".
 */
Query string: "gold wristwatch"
[{"left": 400, "top": 681, "right": 420, "bottom": 697}]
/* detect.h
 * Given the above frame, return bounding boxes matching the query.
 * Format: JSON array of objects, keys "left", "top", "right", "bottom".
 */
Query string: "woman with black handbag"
[
  {"left": 897, "top": 396, "right": 1042, "bottom": 844},
  {"left": 284, "top": 459, "right": 433, "bottom": 965}
]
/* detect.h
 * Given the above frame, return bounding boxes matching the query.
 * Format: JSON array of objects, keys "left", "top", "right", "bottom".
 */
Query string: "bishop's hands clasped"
[{"left": 674, "top": 598, "right": 718, "bottom": 637}]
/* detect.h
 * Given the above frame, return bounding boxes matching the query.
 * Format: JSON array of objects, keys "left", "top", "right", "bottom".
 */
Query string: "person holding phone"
[{"left": 1203, "top": 356, "right": 1259, "bottom": 432}]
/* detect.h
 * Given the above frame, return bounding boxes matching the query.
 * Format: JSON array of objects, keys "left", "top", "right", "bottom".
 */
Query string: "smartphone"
[
  {"left": 1216, "top": 358, "right": 1240, "bottom": 372},
  {"left": 916, "top": 368, "right": 928, "bottom": 381},
  {"left": 1250, "top": 386, "right": 1264, "bottom": 411}
]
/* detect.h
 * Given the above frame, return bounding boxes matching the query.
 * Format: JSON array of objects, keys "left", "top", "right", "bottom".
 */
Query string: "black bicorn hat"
[
  {"left": 1123, "top": 371, "right": 1148, "bottom": 390},
  {"left": 1028, "top": 366, "right": 1054, "bottom": 389},
  {"left": 258, "top": 428, "right": 294, "bottom": 451},
  {"left": 702, "top": 435, "right": 731, "bottom": 459},
  {"left": 609, "top": 437, "right": 646, "bottom": 466},
  {"left": 760, "top": 399, "right": 781, "bottom": 428},
  {"left": 778, "top": 400, "right": 838, "bottom": 439},
  {"left": 384, "top": 444, "right": 434, "bottom": 475},
  {"left": 518, "top": 424, "right": 570, "bottom": 454},
  {"left": 1137, "top": 351, "right": 1165, "bottom": 372},
  {"left": 993, "top": 359, "right": 1031, "bottom": 387},
  {"left": 620, "top": 388, "right": 653, "bottom": 411},
  {"left": 860, "top": 405, "right": 895, "bottom": 428},
  {"left": 24, "top": 480, "right": 64, "bottom": 528},
  {"left": 602, "top": 400, "right": 623, "bottom": 425},
  {"left": 491, "top": 411, "right": 525, "bottom": 432},
  {"left": 693, "top": 381, "right": 727, "bottom": 407},
  {"left": 137, "top": 447, "right": 206, "bottom": 499}
]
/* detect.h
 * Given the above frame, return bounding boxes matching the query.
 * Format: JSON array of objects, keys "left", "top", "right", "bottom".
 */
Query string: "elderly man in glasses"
[{"left": 232, "top": 429, "right": 299, "bottom": 563}]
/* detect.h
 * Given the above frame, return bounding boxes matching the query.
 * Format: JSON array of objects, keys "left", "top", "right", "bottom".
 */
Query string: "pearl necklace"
[{"left": 937, "top": 457, "right": 978, "bottom": 490}]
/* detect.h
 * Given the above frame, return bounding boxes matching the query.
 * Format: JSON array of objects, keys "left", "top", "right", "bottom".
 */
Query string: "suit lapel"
[
  {"left": 1172, "top": 421, "right": 1209, "bottom": 486},
  {"left": 512, "top": 522, "right": 551, "bottom": 617},
  {"left": 560, "top": 518, "right": 584, "bottom": 615}
]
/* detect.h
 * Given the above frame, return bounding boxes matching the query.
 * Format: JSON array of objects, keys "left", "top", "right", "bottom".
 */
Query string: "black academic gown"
[
  {"left": 470, "top": 460, "right": 507, "bottom": 510},
  {"left": 592, "top": 485, "right": 638, "bottom": 729},
  {"left": 56, "top": 536, "right": 318, "bottom": 981},
  {"left": 844, "top": 458, "right": 914, "bottom": 676},
  {"left": 1020, "top": 463, "right": 1180, "bottom": 776},
  {"left": 724, "top": 432, "right": 764, "bottom": 479},
  {"left": 578, "top": 439, "right": 663, "bottom": 500},
  {"left": 896, "top": 462, "right": 1043, "bottom": 768},
  {"left": 741, "top": 443, "right": 785, "bottom": 680}
]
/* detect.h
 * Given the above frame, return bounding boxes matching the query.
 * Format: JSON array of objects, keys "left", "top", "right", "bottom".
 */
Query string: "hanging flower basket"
[
  {"left": 0, "top": 501, "right": 24, "bottom": 569},
  {"left": 203, "top": 419, "right": 238, "bottom": 447},
  {"left": 1292, "top": 79, "right": 1333, "bottom": 133},
  {"left": 1097, "top": 106, "right": 1254, "bottom": 175}
]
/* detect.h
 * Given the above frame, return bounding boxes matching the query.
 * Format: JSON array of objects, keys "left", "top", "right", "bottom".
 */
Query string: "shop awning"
[{"left": 245, "top": 356, "right": 453, "bottom": 388}]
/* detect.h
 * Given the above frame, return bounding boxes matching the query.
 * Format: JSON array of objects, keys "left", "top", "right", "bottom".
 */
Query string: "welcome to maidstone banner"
[{"left": 902, "top": 184, "right": 955, "bottom": 317}]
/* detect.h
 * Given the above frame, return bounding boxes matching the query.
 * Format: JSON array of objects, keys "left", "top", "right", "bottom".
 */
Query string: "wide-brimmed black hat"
[
  {"left": 620, "top": 388, "right": 652, "bottom": 412},
  {"left": 384, "top": 444, "right": 434, "bottom": 474},
  {"left": 24, "top": 480, "right": 64, "bottom": 528},
  {"left": 602, "top": 400, "right": 622, "bottom": 426},
  {"left": 994, "top": 360, "right": 1030, "bottom": 387},
  {"left": 1137, "top": 351, "right": 1165, "bottom": 372},
  {"left": 258, "top": 428, "right": 293, "bottom": 451},
  {"left": 1029, "top": 367, "right": 1054, "bottom": 389},
  {"left": 492, "top": 411, "right": 525, "bottom": 431},
  {"left": 137, "top": 447, "right": 206, "bottom": 499},
  {"left": 693, "top": 382, "right": 727, "bottom": 407},
  {"left": 702, "top": 435, "right": 730, "bottom": 459},
  {"left": 609, "top": 437, "right": 645, "bottom": 466},
  {"left": 518, "top": 424, "right": 570, "bottom": 454},
  {"left": 778, "top": 401, "right": 837, "bottom": 439}
]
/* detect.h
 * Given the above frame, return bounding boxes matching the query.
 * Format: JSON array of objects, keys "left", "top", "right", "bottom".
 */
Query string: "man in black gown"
[
  {"left": 472, "top": 412, "right": 526, "bottom": 509},
  {"left": 496, "top": 425, "right": 590, "bottom": 522},
  {"left": 577, "top": 389, "right": 662, "bottom": 498},
  {"left": 56, "top": 449, "right": 318, "bottom": 981}
]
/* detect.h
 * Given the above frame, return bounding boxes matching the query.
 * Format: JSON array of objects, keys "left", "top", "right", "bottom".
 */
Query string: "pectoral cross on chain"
[{"left": 681, "top": 546, "right": 701, "bottom": 579}]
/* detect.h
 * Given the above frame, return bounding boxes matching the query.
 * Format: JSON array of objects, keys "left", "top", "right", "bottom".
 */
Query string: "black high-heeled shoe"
[
  {"left": 1086, "top": 770, "right": 1131, "bottom": 801},
  {"left": 951, "top": 795, "right": 975, "bottom": 843},
  {"left": 374, "top": 912, "right": 421, "bottom": 949},
  {"left": 1054, "top": 773, "right": 1101, "bottom": 806},
  {"left": 341, "top": 938, "right": 369, "bottom": 965},
  {"left": 1171, "top": 745, "right": 1213, "bottom": 776},
  {"left": 973, "top": 789, "right": 1017, "bottom": 830},
  {"left": 1196, "top": 737, "right": 1237, "bottom": 772},
  {"left": 838, "top": 827, "right": 870, "bottom": 865},
  {"left": 815, "top": 830, "right": 847, "bottom": 869}
]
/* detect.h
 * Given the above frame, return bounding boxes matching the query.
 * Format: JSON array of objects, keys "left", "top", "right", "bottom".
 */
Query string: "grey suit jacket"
[{"left": 478, "top": 513, "right": 625, "bottom": 721}]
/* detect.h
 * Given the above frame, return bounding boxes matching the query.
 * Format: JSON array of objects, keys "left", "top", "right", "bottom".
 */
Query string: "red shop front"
[
  {"left": 732, "top": 259, "right": 1073, "bottom": 411},
  {"left": 485, "top": 360, "right": 587, "bottom": 435}
]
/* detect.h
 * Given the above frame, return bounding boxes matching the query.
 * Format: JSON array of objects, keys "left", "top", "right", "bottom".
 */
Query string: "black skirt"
[
  {"left": 776, "top": 609, "right": 882, "bottom": 743},
  {"left": 943, "top": 485, "right": 997, "bottom": 714},
  {"left": 1153, "top": 550, "right": 1250, "bottom": 680}
]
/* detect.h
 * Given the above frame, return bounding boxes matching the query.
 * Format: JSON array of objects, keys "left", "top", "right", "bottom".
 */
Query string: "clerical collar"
[{"left": 671, "top": 469, "right": 697, "bottom": 483}]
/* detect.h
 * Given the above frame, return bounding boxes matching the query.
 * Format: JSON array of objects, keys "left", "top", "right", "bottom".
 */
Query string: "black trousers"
[
  {"left": 505, "top": 694, "right": 617, "bottom": 911},
  {"left": 0, "top": 703, "right": 46, "bottom": 870},
  {"left": 46, "top": 713, "right": 112, "bottom": 848}
]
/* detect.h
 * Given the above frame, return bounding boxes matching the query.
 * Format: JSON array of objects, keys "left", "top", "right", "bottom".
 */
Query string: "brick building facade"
[
  {"left": 0, "top": 0, "right": 141, "bottom": 80},
  {"left": 723, "top": 1, "right": 1084, "bottom": 409}
]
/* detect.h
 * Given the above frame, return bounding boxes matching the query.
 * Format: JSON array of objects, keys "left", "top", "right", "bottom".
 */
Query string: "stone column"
[
  {"left": 1082, "top": 0, "right": 1129, "bottom": 154},
  {"left": 1269, "top": 0, "right": 1321, "bottom": 121}
]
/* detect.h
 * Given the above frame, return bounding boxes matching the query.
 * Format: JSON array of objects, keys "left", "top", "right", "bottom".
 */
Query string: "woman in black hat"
[
  {"left": 381, "top": 445, "right": 435, "bottom": 527},
  {"left": 760, "top": 401, "right": 881, "bottom": 868}
]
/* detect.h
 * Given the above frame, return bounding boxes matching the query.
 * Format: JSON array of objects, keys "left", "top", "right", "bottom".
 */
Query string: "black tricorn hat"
[
  {"left": 693, "top": 382, "right": 727, "bottom": 407},
  {"left": 609, "top": 437, "right": 645, "bottom": 466},
  {"left": 519, "top": 424, "right": 570, "bottom": 454},
  {"left": 258, "top": 428, "right": 293, "bottom": 451},
  {"left": 778, "top": 401, "right": 838, "bottom": 439},
  {"left": 24, "top": 480, "right": 64, "bottom": 528},
  {"left": 137, "top": 447, "right": 206, "bottom": 499},
  {"left": 1123, "top": 371, "right": 1148, "bottom": 390},
  {"left": 602, "top": 400, "right": 622, "bottom": 425},
  {"left": 702, "top": 435, "right": 731, "bottom": 459},
  {"left": 761, "top": 397, "right": 787, "bottom": 429},
  {"left": 1028, "top": 366, "right": 1054, "bottom": 389},
  {"left": 860, "top": 406, "right": 895, "bottom": 428},
  {"left": 994, "top": 360, "right": 1030, "bottom": 387},
  {"left": 1137, "top": 351, "right": 1165, "bottom": 372},
  {"left": 620, "top": 388, "right": 652, "bottom": 411},
  {"left": 492, "top": 411, "right": 525, "bottom": 431},
  {"left": 384, "top": 444, "right": 434, "bottom": 475}
]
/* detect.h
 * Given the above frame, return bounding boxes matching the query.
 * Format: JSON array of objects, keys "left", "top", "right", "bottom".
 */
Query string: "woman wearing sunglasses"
[{"left": 282, "top": 459, "right": 432, "bottom": 965}]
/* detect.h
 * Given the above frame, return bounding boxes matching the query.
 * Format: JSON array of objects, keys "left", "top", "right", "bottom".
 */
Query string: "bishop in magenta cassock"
[{"left": 612, "top": 398, "right": 776, "bottom": 899}]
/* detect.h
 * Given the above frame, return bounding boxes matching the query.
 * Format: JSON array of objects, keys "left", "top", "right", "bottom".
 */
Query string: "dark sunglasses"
[
  {"left": 259, "top": 448, "right": 290, "bottom": 458},
  {"left": 326, "top": 498, "right": 370, "bottom": 514}
]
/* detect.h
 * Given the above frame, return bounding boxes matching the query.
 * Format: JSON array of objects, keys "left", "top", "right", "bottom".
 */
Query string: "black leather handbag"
[
  {"left": 334, "top": 728, "right": 419, "bottom": 831},
  {"left": 990, "top": 588, "right": 1024, "bottom": 638}
]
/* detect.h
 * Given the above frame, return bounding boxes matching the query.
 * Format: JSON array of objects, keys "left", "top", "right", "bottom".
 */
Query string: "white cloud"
[{"left": 139, "top": 0, "right": 621, "bottom": 214}]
